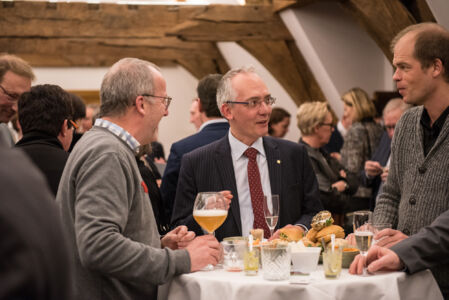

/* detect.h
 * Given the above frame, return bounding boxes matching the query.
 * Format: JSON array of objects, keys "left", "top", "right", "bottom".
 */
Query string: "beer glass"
[{"left": 193, "top": 192, "right": 228, "bottom": 270}]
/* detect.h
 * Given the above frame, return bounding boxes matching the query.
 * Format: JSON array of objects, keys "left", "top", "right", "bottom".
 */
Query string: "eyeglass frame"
[
  {"left": 384, "top": 124, "right": 396, "bottom": 130},
  {"left": 319, "top": 122, "right": 334, "bottom": 128},
  {"left": 68, "top": 119, "right": 78, "bottom": 130},
  {"left": 0, "top": 84, "right": 21, "bottom": 103},
  {"left": 225, "top": 96, "right": 276, "bottom": 109},
  {"left": 141, "top": 94, "right": 172, "bottom": 109}
]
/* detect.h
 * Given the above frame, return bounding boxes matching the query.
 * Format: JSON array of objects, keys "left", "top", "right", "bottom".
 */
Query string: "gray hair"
[
  {"left": 383, "top": 98, "right": 412, "bottom": 116},
  {"left": 100, "top": 57, "right": 160, "bottom": 117},
  {"left": 216, "top": 66, "right": 257, "bottom": 115}
]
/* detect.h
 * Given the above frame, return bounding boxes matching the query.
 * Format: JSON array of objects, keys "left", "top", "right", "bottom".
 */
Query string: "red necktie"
[{"left": 244, "top": 147, "right": 270, "bottom": 239}]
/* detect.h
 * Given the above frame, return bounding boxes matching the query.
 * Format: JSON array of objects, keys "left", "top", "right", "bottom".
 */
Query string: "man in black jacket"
[{"left": 16, "top": 84, "right": 75, "bottom": 196}]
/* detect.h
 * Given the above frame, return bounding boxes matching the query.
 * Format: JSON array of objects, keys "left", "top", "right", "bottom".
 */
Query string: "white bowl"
[{"left": 291, "top": 247, "right": 321, "bottom": 274}]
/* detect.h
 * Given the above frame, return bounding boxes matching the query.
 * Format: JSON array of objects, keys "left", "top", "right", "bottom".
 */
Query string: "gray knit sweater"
[
  {"left": 374, "top": 106, "right": 449, "bottom": 291},
  {"left": 56, "top": 126, "right": 190, "bottom": 300}
]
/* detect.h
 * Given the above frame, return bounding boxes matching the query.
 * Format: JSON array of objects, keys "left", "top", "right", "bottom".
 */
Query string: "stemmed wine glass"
[
  {"left": 263, "top": 194, "right": 279, "bottom": 239},
  {"left": 353, "top": 210, "right": 374, "bottom": 276},
  {"left": 193, "top": 192, "right": 228, "bottom": 270}
]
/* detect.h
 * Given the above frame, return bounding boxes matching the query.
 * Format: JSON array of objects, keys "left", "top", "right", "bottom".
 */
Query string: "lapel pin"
[{"left": 277, "top": 160, "right": 281, "bottom": 164}]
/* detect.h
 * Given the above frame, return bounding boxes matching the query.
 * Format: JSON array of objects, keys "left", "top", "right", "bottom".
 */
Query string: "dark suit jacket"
[
  {"left": 171, "top": 135, "right": 323, "bottom": 241},
  {"left": 360, "top": 131, "right": 391, "bottom": 209},
  {"left": 15, "top": 131, "right": 69, "bottom": 196},
  {"left": 0, "top": 146, "right": 73, "bottom": 300},
  {"left": 391, "top": 210, "right": 449, "bottom": 297},
  {"left": 161, "top": 121, "right": 230, "bottom": 218}
]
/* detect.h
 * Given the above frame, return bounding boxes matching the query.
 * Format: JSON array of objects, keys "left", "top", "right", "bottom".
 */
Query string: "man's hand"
[
  {"left": 219, "top": 190, "right": 233, "bottom": 210},
  {"left": 374, "top": 229, "right": 408, "bottom": 248},
  {"left": 330, "top": 152, "right": 341, "bottom": 162},
  {"left": 186, "top": 235, "right": 221, "bottom": 272},
  {"left": 269, "top": 224, "right": 305, "bottom": 241},
  {"left": 345, "top": 233, "right": 356, "bottom": 246},
  {"left": 332, "top": 180, "right": 347, "bottom": 192},
  {"left": 381, "top": 167, "right": 389, "bottom": 182},
  {"left": 161, "top": 225, "right": 195, "bottom": 250},
  {"left": 365, "top": 161, "right": 383, "bottom": 177},
  {"left": 349, "top": 245, "right": 404, "bottom": 275}
]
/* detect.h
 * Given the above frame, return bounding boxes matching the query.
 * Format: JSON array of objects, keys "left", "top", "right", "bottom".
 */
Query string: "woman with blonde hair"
[
  {"left": 297, "top": 101, "right": 358, "bottom": 226},
  {"left": 340, "top": 87, "right": 383, "bottom": 213}
]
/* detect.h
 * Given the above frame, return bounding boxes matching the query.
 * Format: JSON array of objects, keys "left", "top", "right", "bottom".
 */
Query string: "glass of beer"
[{"left": 193, "top": 192, "right": 228, "bottom": 270}]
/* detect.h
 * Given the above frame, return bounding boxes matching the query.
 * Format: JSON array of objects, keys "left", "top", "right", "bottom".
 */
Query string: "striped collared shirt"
[{"left": 94, "top": 118, "right": 140, "bottom": 153}]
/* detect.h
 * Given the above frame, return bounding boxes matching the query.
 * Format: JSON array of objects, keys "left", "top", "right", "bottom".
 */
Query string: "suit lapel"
[
  {"left": 214, "top": 136, "right": 242, "bottom": 235},
  {"left": 263, "top": 137, "right": 281, "bottom": 227}
]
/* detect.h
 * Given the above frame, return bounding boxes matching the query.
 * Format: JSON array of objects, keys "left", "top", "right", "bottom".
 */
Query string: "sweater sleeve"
[{"left": 74, "top": 151, "right": 190, "bottom": 286}]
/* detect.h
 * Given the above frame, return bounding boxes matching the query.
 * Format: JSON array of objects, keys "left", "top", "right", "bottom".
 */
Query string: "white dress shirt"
[{"left": 228, "top": 132, "right": 272, "bottom": 237}]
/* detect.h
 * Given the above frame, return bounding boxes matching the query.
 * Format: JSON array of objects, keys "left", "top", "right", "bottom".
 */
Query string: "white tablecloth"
[{"left": 158, "top": 266, "right": 443, "bottom": 300}]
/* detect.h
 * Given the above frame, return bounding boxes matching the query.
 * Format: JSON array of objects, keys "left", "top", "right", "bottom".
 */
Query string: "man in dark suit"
[
  {"left": 15, "top": 84, "right": 75, "bottom": 196},
  {"left": 171, "top": 67, "right": 322, "bottom": 241},
  {"left": 161, "top": 74, "right": 229, "bottom": 219},
  {"left": 361, "top": 98, "right": 410, "bottom": 209}
]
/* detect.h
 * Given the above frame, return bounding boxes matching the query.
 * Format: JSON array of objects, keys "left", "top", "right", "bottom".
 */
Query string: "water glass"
[
  {"left": 373, "top": 223, "right": 392, "bottom": 244},
  {"left": 221, "top": 240, "right": 246, "bottom": 272},
  {"left": 323, "top": 246, "right": 342, "bottom": 279},
  {"left": 261, "top": 245, "right": 291, "bottom": 281}
]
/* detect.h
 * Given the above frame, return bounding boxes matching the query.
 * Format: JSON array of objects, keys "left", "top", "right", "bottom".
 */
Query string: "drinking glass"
[
  {"left": 323, "top": 246, "right": 343, "bottom": 279},
  {"left": 193, "top": 192, "right": 228, "bottom": 270},
  {"left": 261, "top": 244, "right": 290, "bottom": 281},
  {"left": 263, "top": 194, "right": 279, "bottom": 238},
  {"left": 353, "top": 210, "right": 373, "bottom": 276},
  {"left": 373, "top": 223, "right": 392, "bottom": 244}
]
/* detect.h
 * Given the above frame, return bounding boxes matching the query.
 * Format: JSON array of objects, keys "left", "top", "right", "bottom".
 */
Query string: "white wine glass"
[
  {"left": 263, "top": 194, "right": 279, "bottom": 239},
  {"left": 193, "top": 192, "right": 228, "bottom": 270},
  {"left": 353, "top": 210, "right": 373, "bottom": 276}
]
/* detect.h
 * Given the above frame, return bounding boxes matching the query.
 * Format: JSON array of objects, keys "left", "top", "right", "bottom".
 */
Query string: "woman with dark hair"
[{"left": 268, "top": 107, "right": 291, "bottom": 138}]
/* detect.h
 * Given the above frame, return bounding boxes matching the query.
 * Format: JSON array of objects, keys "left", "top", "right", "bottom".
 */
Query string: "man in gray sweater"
[
  {"left": 56, "top": 58, "right": 221, "bottom": 299},
  {"left": 351, "top": 23, "right": 449, "bottom": 298}
]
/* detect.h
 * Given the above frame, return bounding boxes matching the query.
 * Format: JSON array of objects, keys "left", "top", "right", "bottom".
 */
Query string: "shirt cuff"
[{"left": 295, "top": 224, "right": 308, "bottom": 233}]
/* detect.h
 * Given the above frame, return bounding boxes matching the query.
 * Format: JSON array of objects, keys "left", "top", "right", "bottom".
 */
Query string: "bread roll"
[
  {"left": 315, "top": 225, "right": 345, "bottom": 243},
  {"left": 279, "top": 226, "right": 303, "bottom": 242}
]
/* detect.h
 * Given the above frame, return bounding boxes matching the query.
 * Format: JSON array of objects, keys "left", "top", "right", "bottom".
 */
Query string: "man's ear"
[
  {"left": 135, "top": 96, "right": 146, "bottom": 115},
  {"left": 432, "top": 58, "right": 443, "bottom": 78},
  {"left": 60, "top": 119, "right": 69, "bottom": 137},
  {"left": 197, "top": 99, "right": 204, "bottom": 113},
  {"left": 220, "top": 103, "right": 232, "bottom": 120}
]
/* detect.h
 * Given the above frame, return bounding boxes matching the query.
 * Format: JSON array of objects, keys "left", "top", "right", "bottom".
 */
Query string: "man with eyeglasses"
[
  {"left": 171, "top": 67, "right": 322, "bottom": 240},
  {"left": 361, "top": 98, "right": 411, "bottom": 209},
  {"left": 15, "top": 84, "right": 76, "bottom": 196},
  {"left": 56, "top": 58, "right": 221, "bottom": 300},
  {"left": 0, "top": 54, "right": 35, "bottom": 147}
]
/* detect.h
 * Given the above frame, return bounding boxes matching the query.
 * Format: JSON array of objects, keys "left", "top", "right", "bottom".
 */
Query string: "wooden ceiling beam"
[
  {"left": 337, "top": 0, "right": 416, "bottom": 61},
  {"left": 238, "top": 40, "right": 326, "bottom": 106},
  {"left": 0, "top": 37, "right": 229, "bottom": 75}
]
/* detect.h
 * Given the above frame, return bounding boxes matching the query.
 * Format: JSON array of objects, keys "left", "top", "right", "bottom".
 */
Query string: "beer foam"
[{"left": 193, "top": 210, "right": 228, "bottom": 217}]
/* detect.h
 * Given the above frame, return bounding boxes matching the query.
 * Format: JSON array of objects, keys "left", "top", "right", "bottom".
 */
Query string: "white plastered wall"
[{"left": 281, "top": 1, "right": 394, "bottom": 119}]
